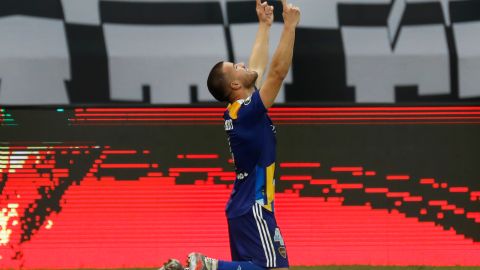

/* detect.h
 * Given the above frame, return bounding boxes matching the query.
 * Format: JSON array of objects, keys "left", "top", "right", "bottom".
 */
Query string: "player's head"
[{"left": 207, "top": 61, "right": 258, "bottom": 103}]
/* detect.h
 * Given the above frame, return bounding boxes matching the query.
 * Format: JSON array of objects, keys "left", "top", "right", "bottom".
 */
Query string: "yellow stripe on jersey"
[
  {"left": 264, "top": 162, "right": 276, "bottom": 212},
  {"left": 227, "top": 102, "right": 242, "bottom": 120}
]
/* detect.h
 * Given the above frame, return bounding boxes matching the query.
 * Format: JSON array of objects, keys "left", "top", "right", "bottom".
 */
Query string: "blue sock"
[{"left": 218, "top": 260, "right": 266, "bottom": 270}]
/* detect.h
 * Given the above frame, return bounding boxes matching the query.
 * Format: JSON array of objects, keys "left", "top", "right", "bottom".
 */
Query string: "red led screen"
[{"left": 0, "top": 106, "right": 479, "bottom": 268}]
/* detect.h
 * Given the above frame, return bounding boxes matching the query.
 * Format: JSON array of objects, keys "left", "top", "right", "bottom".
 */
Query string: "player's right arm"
[{"left": 259, "top": 0, "right": 300, "bottom": 109}]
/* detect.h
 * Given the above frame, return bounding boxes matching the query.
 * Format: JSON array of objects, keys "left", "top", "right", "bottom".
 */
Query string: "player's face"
[{"left": 224, "top": 62, "right": 258, "bottom": 90}]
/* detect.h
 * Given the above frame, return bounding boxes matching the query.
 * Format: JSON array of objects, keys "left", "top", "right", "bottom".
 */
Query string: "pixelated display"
[
  {"left": 0, "top": 108, "right": 16, "bottom": 126},
  {"left": 69, "top": 106, "right": 480, "bottom": 125},
  {"left": 0, "top": 106, "right": 479, "bottom": 268}
]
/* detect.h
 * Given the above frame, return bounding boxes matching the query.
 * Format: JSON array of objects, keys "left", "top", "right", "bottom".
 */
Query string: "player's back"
[{"left": 223, "top": 90, "right": 277, "bottom": 219}]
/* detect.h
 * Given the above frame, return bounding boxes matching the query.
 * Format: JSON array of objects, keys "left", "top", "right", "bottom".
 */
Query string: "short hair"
[{"left": 207, "top": 61, "right": 229, "bottom": 102}]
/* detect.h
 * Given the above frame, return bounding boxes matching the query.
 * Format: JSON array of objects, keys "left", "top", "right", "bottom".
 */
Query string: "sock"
[{"left": 218, "top": 260, "right": 266, "bottom": 270}]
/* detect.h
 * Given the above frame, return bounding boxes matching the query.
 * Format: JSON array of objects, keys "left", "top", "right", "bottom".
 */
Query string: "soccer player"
[{"left": 182, "top": 1, "right": 301, "bottom": 270}]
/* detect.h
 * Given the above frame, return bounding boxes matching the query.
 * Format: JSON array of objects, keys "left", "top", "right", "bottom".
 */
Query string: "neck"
[{"left": 229, "top": 86, "right": 255, "bottom": 103}]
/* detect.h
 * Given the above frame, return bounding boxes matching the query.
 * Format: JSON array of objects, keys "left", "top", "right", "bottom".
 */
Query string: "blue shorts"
[{"left": 227, "top": 203, "right": 289, "bottom": 269}]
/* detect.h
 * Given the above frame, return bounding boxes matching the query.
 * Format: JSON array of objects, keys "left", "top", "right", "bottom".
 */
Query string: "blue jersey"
[{"left": 224, "top": 90, "right": 277, "bottom": 219}]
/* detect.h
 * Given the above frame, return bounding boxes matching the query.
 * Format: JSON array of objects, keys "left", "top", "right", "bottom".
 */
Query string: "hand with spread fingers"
[
  {"left": 256, "top": 0, "right": 274, "bottom": 26},
  {"left": 281, "top": 0, "right": 301, "bottom": 28}
]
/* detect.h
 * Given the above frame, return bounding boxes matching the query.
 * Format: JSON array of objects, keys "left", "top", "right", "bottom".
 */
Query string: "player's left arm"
[{"left": 249, "top": 0, "right": 274, "bottom": 89}]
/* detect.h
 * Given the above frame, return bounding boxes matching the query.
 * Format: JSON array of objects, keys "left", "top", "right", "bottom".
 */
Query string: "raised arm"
[
  {"left": 259, "top": 0, "right": 300, "bottom": 109},
  {"left": 248, "top": 0, "right": 274, "bottom": 89}
]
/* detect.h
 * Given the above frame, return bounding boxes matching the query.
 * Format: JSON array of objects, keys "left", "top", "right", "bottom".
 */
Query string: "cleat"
[
  {"left": 187, "top": 252, "right": 218, "bottom": 270},
  {"left": 159, "top": 258, "right": 185, "bottom": 270}
]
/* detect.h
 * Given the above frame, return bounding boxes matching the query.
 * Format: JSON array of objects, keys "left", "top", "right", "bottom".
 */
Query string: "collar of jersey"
[{"left": 227, "top": 96, "right": 249, "bottom": 120}]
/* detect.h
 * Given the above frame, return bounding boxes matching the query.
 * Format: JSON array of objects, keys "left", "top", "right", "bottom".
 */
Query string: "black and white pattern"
[{"left": 0, "top": 0, "right": 479, "bottom": 104}]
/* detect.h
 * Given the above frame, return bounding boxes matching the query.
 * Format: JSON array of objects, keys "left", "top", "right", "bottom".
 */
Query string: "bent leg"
[{"left": 228, "top": 204, "right": 289, "bottom": 269}]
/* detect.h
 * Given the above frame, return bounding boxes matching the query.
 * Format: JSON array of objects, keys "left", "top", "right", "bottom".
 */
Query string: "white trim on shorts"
[{"left": 252, "top": 203, "right": 277, "bottom": 268}]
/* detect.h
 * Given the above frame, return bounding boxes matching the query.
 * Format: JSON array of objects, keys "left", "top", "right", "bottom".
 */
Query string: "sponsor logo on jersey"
[
  {"left": 237, "top": 172, "right": 249, "bottom": 180},
  {"left": 225, "top": 119, "right": 234, "bottom": 131}
]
